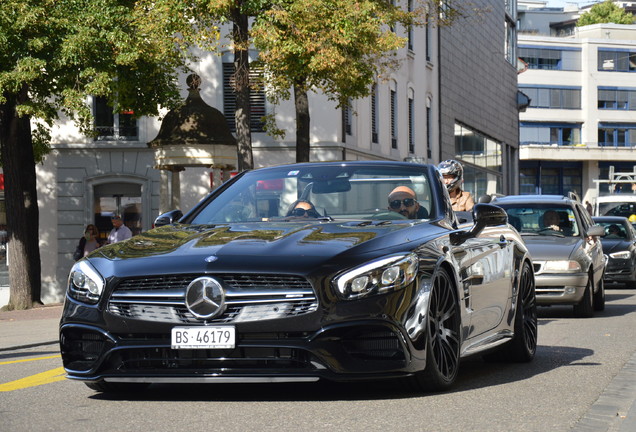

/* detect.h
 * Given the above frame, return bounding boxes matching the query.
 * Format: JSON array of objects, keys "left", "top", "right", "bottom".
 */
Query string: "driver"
[
  {"left": 542, "top": 210, "right": 562, "bottom": 232},
  {"left": 286, "top": 200, "right": 320, "bottom": 218},
  {"left": 387, "top": 186, "right": 428, "bottom": 219}
]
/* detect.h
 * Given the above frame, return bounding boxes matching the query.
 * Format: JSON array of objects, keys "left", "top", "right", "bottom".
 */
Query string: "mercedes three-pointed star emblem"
[{"left": 184, "top": 277, "right": 226, "bottom": 319}]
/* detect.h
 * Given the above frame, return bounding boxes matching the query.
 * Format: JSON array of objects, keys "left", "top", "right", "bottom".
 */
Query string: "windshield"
[
  {"left": 189, "top": 164, "right": 435, "bottom": 224},
  {"left": 499, "top": 205, "right": 580, "bottom": 237},
  {"left": 598, "top": 202, "right": 636, "bottom": 218},
  {"left": 595, "top": 220, "right": 630, "bottom": 239}
]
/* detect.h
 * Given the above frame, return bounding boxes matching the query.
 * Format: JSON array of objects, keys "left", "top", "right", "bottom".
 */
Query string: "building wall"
[
  {"left": 518, "top": 24, "right": 636, "bottom": 204},
  {"left": 2, "top": 4, "right": 518, "bottom": 306},
  {"left": 439, "top": 0, "right": 520, "bottom": 196}
]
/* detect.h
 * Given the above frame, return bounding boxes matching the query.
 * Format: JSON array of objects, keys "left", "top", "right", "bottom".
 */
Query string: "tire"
[
  {"left": 593, "top": 276, "right": 605, "bottom": 312},
  {"left": 85, "top": 381, "right": 150, "bottom": 393},
  {"left": 503, "top": 261, "right": 538, "bottom": 362},
  {"left": 409, "top": 267, "right": 461, "bottom": 392},
  {"left": 573, "top": 273, "right": 594, "bottom": 318}
]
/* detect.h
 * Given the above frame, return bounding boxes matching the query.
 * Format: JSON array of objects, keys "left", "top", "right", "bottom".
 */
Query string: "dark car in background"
[
  {"left": 492, "top": 194, "right": 606, "bottom": 317},
  {"left": 593, "top": 216, "right": 636, "bottom": 289},
  {"left": 60, "top": 161, "right": 537, "bottom": 394}
]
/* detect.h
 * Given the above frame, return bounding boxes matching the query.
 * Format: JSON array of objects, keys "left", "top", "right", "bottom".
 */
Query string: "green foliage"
[
  {"left": 251, "top": 0, "right": 422, "bottom": 106},
  {"left": 0, "top": 0, "right": 219, "bottom": 158},
  {"left": 577, "top": 0, "right": 634, "bottom": 26}
]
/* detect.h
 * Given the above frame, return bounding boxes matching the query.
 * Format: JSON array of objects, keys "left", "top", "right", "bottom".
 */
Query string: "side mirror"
[
  {"left": 450, "top": 204, "right": 507, "bottom": 245},
  {"left": 154, "top": 209, "right": 183, "bottom": 228},
  {"left": 586, "top": 225, "right": 605, "bottom": 237}
]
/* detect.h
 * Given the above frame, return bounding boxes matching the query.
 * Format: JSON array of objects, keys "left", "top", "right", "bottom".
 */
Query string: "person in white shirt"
[{"left": 107, "top": 214, "right": 132, "bottom": 244}]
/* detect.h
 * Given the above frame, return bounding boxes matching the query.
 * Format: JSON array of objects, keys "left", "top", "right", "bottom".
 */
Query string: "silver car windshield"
[
  {"left": 503, "top": 206, "right": 580, "bottom": 237},
  {"left": 190, "top": 165, "right": 434, "bottom": 224}
]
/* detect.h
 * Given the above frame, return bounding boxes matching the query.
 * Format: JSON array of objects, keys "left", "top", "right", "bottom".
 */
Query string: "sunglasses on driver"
[
  {"left": 291, "top": 208, "right": 315, "bottom": 217},
  {"left": 389, "top": 198, "right": 416, "bottom": 209}
]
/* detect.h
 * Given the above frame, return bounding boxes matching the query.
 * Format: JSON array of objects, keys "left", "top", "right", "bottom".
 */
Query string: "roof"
[{"left": 492, "top": 194, "right": 577, "bottom": 205}]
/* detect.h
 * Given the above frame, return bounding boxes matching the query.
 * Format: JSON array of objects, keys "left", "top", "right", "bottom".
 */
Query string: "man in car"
[
  {"left": 387, "top": 186, "right": 428, "bottom": 219},
  {"left": 542, "top": 210, "right": 562, "bottom": 232}
]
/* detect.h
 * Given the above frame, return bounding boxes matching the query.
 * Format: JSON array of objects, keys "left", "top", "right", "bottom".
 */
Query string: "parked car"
[
  {"left": 60, "top": 161, "right": 537, "bottom": 394},
  {"left": 492, "top": 194, "right": 606, "bottom": 317},
  {"left": 592, "top": 216, "right": 636, "bottom": 288}
]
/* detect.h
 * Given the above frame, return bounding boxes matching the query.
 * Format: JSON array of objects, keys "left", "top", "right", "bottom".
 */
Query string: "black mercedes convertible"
[{"left": 60, "top": 161, "right": 537, "bottom": 393}]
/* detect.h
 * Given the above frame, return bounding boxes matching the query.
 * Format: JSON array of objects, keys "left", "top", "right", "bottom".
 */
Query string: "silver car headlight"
[
  {"left": 609, "top": 251, "right": 631, "bottom": 260},
  {"left": 67, "top": 260, "right": 105, "bottom": 305},
  {"left": 543, "top": 260, "right": 582, "bottom": 272},
  {"left": 334, "top": 253, "right": 419, "bottom": 300}
]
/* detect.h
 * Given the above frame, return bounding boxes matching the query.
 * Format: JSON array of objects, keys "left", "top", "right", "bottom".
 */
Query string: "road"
[{"left": 1, "top": 289, "right": 636, "bottom": 432}]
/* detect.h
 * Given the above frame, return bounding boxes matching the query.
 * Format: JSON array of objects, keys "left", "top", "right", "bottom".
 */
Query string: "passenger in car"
[
  {"left": 387, "top": 186, "right": 428, "bottom": 219},
  {"left": 286, "top": 200, "right": 321, "bottom": 218}
]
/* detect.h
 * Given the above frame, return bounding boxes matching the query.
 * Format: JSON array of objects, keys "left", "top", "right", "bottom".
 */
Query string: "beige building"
[{"left": 1, "top": 1, "right": 520, "bottom": 306}]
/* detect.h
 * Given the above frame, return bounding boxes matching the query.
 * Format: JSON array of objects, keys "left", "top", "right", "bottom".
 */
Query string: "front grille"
[
  {"left": 105, "top": 346, "right": 311, "bottom": 372},
  {"left": 107, "top": 274, "right": 318, "bottom": 324}
]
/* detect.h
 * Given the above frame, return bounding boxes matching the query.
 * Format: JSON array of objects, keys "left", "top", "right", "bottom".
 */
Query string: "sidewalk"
[{"left": 0, "top": 303, "right": 62, "bottom": 350}]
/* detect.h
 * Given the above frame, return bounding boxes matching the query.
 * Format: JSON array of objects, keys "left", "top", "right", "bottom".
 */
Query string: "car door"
[
  {"left": 458, "top": 226, "right": 515, "bottom": 339},
  {"left": 576, "top": 204, "right": 605, "bottom": 287}
]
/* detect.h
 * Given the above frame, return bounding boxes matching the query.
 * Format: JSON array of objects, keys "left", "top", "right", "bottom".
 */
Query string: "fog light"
[{"left": 565, "top": 287, "right": 576, "bottom": 294}]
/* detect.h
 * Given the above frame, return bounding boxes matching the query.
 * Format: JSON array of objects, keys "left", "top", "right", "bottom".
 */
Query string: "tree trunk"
[
  {"left": 232, "top": 5, "right": 254, "bottom": 171},
  {"left": 0, "top": 85, "right": 42, "bottom": 310},
  {"left": 294, "top": 83, "right": 310, "bottom": 163}
]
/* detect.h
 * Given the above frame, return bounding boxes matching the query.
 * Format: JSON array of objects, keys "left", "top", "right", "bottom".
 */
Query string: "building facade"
[
  {"left": 518, "top": 1, "right": 636, "bottom": 205},
  {"left": 0, "top": 1, "right": 519, "bottom": 306}
]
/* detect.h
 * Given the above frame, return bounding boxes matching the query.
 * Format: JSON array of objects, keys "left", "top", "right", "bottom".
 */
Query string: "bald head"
[{"left": 388, "top": 186, "right": 420, "bottom": 218}]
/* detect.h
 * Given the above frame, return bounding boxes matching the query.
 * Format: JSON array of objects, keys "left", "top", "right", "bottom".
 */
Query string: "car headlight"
[
  {"left": 334, "top": 253, "right": 419, "bottom": 300},
  {"left": 609, "top": 251, "right": 631, "bottom": 260},
  {"left": 67, "top": 260, "right": 105, "bottom": 304},
  {"left": 543, "top": 260, "right": 582, "bottom": 272}
]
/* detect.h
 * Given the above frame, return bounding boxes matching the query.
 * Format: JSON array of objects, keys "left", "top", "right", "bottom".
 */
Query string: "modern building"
[
  {"left": 0, "top": 1, "right": 520, "bottom": 306},
  {"left": 518, "top": 1, "right": 636, "bottom": 205}
]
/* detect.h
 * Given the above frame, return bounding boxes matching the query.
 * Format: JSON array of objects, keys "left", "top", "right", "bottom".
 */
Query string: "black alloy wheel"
[
  {"left": 411, "top": 267, "right": 461, "bottom": 391},
  {"left": 507, "top": 261, "right": 538, "bottom": 362}
]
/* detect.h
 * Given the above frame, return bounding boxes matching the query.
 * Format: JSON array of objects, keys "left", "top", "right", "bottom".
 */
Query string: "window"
[
  {"left": 222, "top": 62, "right": 266, "bottom": 132},
  {"left": 520, "top": 161, "right": 582, "bottom": 197},
  {"left": 454, "top": 123, "right": 503, "bottom": 197},
  {"left": 426, "top": 103, "right": 432, "bottom": 159},
  {"left": 344, "top": 99, "right": 353, "bottom": 136},
  {"left": 598, "top": 123, "right": 636, "bottom": 147},
  {"left": 520, "top": 122, "right": 581, "bottom": 146},
  {"left": 408, "top": 95, "right": 414, "bottom": 154},
  {"left": 598, "top": 49, "right": 636, "bottom": 72},
  {"left": 371, "top": 84, "right": 379, "bottom": 144},
  {"left": 390, "top": 89, "right": 397, "bottom": 149},
  {"left": 520, "top": 86, "right": 581, "bottom": 109},
  {"left": 505, "top": 11, "right": 517, "bottom": 66},
  {"left": 93, "top": 97, "right": 138, "bottom": 141},
  {"left": 425, "top": 13, "right": 431, "bottom": 61},
  {"left": 598, "top": 87, "right": 636, "bottom": 110},
  {"left": 518, "top": 46, "right": 581, "bottom": 71}
]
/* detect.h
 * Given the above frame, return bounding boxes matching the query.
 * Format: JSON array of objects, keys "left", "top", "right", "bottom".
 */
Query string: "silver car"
[{"left": 492, "top": 194, "right": 606, "bottom": 317}]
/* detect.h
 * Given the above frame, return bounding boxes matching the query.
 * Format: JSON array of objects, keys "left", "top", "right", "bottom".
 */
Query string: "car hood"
[
  {"left": 600, "top": 238, "right": 632, "bottom": 255},
  {"left": 520, "top": 235, "right": 582, "bottom": 261},
  {"left": 87, "top": 220, "right": 446, "bottom": 277}
]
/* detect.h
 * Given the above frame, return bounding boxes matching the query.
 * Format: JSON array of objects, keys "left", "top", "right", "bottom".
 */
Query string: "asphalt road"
[{"left": 1, "top": 290, "right": 636, "bottom": 432}]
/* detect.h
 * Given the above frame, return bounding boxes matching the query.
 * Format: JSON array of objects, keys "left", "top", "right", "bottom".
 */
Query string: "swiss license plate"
[{"left": 171, "top": 326, "right": 236, "bottom": 349}]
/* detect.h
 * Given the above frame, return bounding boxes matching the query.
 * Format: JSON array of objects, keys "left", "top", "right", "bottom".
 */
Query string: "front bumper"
[
  {"left": 603, "top": 259, "right": 636, "bottom": 284},
  {"left": 60, "top": 320, "right": 424, "bottom": 384},
  {"left": 533, "top": 272, "right": 588, "bottom": 305}
]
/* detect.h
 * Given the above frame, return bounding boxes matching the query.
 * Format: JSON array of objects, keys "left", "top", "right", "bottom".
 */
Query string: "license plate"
[{"left": 171, "top": 326, "right": 235, "bottom": 349}]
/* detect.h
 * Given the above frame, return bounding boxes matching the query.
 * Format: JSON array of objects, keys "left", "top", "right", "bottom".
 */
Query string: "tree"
[
  {"left": 577, "top": 0, "right": 634, "bottom": 26},
  {"left": 0, "top": 0, "right": 214, "bottom": 309},
  {"left": 251, "top": 0, "right": 458, "bottom": 162}
]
